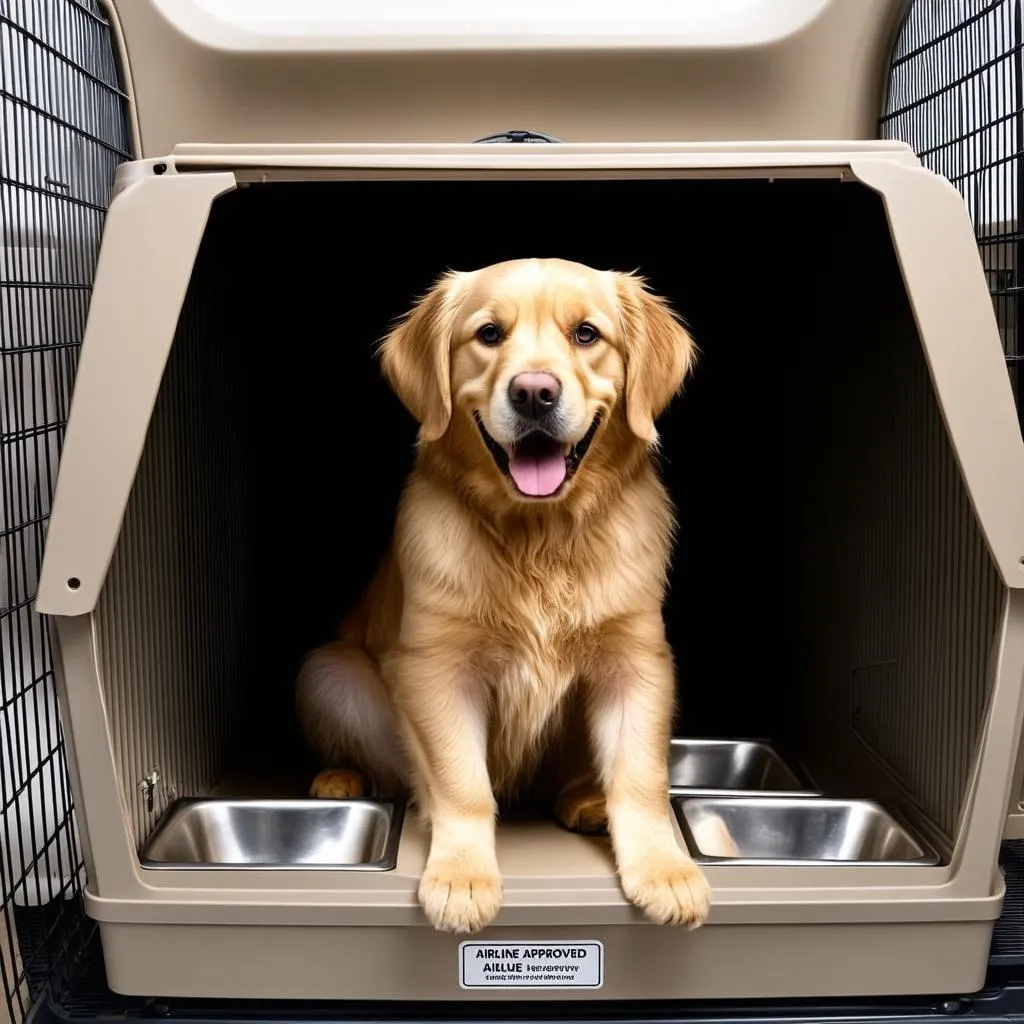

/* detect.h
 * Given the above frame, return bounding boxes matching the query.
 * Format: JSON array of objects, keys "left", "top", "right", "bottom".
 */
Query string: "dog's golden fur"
[{"left": 296, "top": 258, "right": 710, "bottom": 934}]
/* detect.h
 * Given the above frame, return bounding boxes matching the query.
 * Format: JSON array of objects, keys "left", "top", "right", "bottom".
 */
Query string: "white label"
[{"left": 459, "top": 940, "right": 604, "bottom": 990}]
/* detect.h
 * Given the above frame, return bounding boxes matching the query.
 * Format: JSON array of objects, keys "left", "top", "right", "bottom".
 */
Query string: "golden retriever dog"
[{"left": 296, "top": 257, "right": 709, "bottom": 935}]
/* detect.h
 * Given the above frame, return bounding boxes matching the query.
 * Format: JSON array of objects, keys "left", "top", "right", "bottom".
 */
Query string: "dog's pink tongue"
[{"left": 508, "top": 449, "right": 567, "bottom": 497}]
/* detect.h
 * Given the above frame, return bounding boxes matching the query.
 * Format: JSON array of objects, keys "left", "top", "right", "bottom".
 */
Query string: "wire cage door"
[{"left": 0, "top": 2, "right": 130, "bottom": 1023}]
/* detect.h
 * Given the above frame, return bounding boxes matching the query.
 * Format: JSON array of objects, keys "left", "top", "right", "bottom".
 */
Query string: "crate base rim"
[{"left": 90, "top": 917, "right": 996, "bottom": 1002}]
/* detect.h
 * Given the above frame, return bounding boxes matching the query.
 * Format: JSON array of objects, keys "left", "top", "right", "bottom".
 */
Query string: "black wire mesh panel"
[
  {"left": 880, "top": 0, "right": 1024, "bottom": 425},
  {"left": 991, "top": 841, "right": 1024, "bottom": 964},
  {"left": 0, "top": 2, "right": 130, "bottom": 1022}
]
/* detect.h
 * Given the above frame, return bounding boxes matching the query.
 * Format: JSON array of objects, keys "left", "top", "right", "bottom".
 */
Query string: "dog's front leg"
[
  {"left": 384, "top": 649, "right": 501, "bottom": 935},
  {"left": 587, "top": 621, "right": 710, "bottom": 928}
]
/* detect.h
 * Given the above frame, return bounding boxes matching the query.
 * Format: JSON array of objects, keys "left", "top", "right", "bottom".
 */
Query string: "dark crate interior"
[{"left": 225, "top": 178, "right": 839, "bottom": 746}]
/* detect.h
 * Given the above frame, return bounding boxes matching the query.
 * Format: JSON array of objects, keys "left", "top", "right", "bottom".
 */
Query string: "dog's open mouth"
[{"left": 474, "top": 413, "right": 602, "bottom": 498}]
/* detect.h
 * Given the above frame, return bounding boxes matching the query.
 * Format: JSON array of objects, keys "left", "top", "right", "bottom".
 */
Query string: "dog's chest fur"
[
  {"left": 482, "top": 559, "right": 582, "bottom": 791},
  {"left": 458, "top": 511, "right": 669, "bottom": 790},
  {"left": 394, "top": 470, "right": 675, "bottom": 794}
]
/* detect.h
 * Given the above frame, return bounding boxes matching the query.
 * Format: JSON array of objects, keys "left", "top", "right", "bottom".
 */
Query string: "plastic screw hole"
[
  {"left": 66, "top": 577, "right": 81, "bottom": 591},
  {"left": 1019, "top": 557, "right": 1024, "bottom": 571},
  {"left": 153, "top": 162, "right": 167, "bottom": 176}
]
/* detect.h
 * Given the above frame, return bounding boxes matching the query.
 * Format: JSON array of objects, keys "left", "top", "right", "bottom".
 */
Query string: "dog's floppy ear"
[
  {"left": 614, "top": 272, "right": 697, "bottom": 444},
  {"left": 379, "top": 271, "right": 468, "bottom": 442}
]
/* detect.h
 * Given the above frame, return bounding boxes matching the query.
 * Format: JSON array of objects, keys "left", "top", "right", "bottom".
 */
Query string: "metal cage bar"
[{"left": 0, "top": 2, "right": 130, "bottom": 1022}]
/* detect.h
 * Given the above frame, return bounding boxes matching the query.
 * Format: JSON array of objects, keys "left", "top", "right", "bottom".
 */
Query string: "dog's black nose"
[{"left": 509, "top": 372, "right": 561, "bottom": 420}]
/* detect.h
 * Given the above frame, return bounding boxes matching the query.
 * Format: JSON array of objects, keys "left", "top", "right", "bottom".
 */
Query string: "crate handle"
[{"left": 473, "top": 130, "right": 564, "bottom": 144}]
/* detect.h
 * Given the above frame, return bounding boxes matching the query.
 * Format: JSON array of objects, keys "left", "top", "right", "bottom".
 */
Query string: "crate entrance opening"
[{"left": 95, "top": 178, "right": 1001, "bottom": 868}]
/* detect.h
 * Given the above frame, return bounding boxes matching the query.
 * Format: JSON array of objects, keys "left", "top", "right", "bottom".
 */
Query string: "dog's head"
[{"left": 380, "top": 258, "right": 695, "bottom": 504}]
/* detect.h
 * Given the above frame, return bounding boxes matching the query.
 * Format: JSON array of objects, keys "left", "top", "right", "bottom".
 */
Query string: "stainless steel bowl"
[
  {"left": 668, "top": 739, "right": 817, "bottom": 797},
  {"left": 673, "top": 796, "right": 938, "bottom": 866},
  {"left": 139, "top": 798, "right": 405, "bottom": 870}
]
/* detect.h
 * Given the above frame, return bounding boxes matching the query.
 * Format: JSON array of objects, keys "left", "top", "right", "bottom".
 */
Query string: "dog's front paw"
[
  {"left": 419, "top": 862, "right": 503, "bottom": 934},
  {"left": 620, "top": 853, "right": 710, "bottom": 929}
]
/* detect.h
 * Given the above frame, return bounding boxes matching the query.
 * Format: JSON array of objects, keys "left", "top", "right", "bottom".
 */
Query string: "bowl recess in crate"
[
  {"left": 674, "top": 796, "right": 939, "bottom": 867},
  {"left": 139, "top": 799, "right": 405, "bottom": 870}
]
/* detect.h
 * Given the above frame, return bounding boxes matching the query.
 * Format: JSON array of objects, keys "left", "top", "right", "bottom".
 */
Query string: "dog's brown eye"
[
  {"left": 477, "top": 323, "right": 502, "bottom": 346},
  {"left": 574, "top": 322, "right": 599, "bottom": 346}
]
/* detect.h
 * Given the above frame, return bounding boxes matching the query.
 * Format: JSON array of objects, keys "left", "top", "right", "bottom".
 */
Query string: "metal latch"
[{"left": 138, "top": 768, "right": 161, "bottom": 813}]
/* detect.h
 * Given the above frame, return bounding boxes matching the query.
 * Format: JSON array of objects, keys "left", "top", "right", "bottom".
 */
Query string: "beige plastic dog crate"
[
  {"left": 32, "top": 138, "right": 1024, "bottom": 1003},
  {"left": 29, "top": 0, "right": 1024, "bottom": 1006}
]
